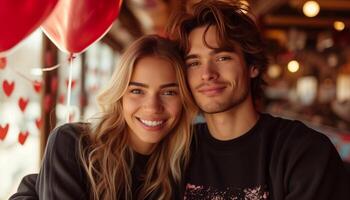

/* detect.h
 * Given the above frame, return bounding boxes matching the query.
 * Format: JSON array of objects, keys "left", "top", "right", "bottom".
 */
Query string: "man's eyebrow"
[
  {"left": 185, "top": 47, "right": 236, "bottom": 60},
  {"left": 185, "top": 54, "right": 197, "bottom": 60}
]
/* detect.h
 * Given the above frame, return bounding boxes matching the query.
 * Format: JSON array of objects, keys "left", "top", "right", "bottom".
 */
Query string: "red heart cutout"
[
  {"left": 41, "top": 0, "right": 122, "bottom": 53},
  {"left": 50, "top": 76, "right": 58, "bottom": 93},
  {"left": 65, "top": 79, "right": 76, "bottom": 90},
  {"left": 18, "top": 97, "right": 29, "bottom": 112},
  {"left": 58, "top": 94, "right": 65, "bottom": 104},
  {"left": 0, "top": 0, "right": 58, "bottom": 52},
  {"left": 0, "top": 123, "right": 9, "bottom": 141},
  {"left": 0, "top": 57, "right": 7, "bottom": 69},
  {"left": 18, "top": 131, "right": 29, "bottom": 145},
  {"left": 2, "top": 80, "right": 15, "bottom": 97},
  {"left": 33, "top": 80, "right": 42, "bottom": 93},
  {"left": 44, "top": 95, "right": 52, "bottom": 113},
  {"left": 35, "top": 117, "right": 42, "bottom": 129}
]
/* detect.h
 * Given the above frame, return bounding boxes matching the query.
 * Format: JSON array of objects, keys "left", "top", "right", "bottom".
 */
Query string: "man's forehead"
[
  {"left": 187, "top": 26, "right": 219, "bottom": 52},
  {"left": 188, "top": 25, "right": 217, "bottom": 44}
]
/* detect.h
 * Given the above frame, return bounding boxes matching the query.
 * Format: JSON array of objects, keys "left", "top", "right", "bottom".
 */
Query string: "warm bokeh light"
[
  {"left": 267, "top": 64, "right": 282, "bottom": 78},
  {"left": 302, "top": 1, "right": 320, "bottom": 17},
  {"left": 287, "top": 60, "right": 300, "bottom": 73},
  {"left": 334, "top": 21, "right": 345, "bottom": 31}
]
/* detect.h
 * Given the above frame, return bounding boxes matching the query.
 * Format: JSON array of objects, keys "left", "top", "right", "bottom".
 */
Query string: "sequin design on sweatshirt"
[{"left": 184, "top": 183, "right": 269, "bottom": 200}]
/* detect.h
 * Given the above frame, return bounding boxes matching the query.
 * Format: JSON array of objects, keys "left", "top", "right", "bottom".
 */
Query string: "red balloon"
[
  {"left": 0, "top": 0, "right": 58, "bottom": 53},
  {"left": 42, "top": 0, "right": 123, "bottom": 54}
]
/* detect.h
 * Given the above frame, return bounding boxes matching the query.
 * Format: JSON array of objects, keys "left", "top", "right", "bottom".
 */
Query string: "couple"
[{"left": 10, "top": 1, "right": 350, "bottom": 199}]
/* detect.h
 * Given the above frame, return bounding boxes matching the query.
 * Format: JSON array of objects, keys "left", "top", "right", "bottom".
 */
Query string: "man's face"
[{"left": 185, "top": 25, "right": 257, "bottom": 114}]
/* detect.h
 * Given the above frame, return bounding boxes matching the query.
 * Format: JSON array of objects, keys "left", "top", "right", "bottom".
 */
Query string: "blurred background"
[{"left": 1, "top": 0, "right": 350, "bottom": 199}]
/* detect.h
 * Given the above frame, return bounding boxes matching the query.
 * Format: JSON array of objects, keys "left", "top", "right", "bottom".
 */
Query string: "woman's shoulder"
[
  {"left": 44, "top": 122, "right": 91, "bottom": 161},
  {"left": 47, "top": 122, "right": 90, "bottom": 145}
]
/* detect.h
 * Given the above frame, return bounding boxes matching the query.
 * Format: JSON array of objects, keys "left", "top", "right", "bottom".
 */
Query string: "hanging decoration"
[
  {"left": 44, "top": 95, "right": 53, "bottom": 113},
  {"left": 41, "top": 0, "right": 123, "bottom": 54},
  {"left": 65, "top": 79, "right": 77, "bottom": 90},
  {"left": 33, "top": 80, "right": 42, "bottom": 93},
  {"left": 35, "top": 117, "right": 42, "bottom": 129},
  {"left": 18, "top": 97, "right": 29, "bottom": 112},
  {"left": 0, "top": 123, "right": 9, "bottom": 141},
  {"left": 50, "top": 76, "right": 58, "bottom": 93},
  {"left": 0, "top": 57, "right": 6, "bottom": 69},
  {"left": 2, "top": 80, "right": 15, "bottom": 97},
  {"left": 18, "top": 131, "right": 29, "bottom": 145},
  {"left": 41, "top": 0, "right": 123, "bottom": 122},
  {"left": 0, "top": 0, "right": 59, "bottom": 54}
]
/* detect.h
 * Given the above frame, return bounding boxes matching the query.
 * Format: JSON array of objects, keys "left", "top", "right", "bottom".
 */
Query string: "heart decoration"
[
  {"left": 2, "top": 80, "right": 15, "bottom": 97},
  {"left": 35, "top": 117, "right": 42, "bottom": 129},
  {"left": 44, "top": 94, "right": 52, "bottom": 112},
  {"left": 33, "top": 80, "right": 42, "bottom": 93},
  {"left": 50, "top": 76, "right": 58, "bottom": 93},
  {"left": 0, "top": 57, "right": 6, "bottom": 69},
  {"left": 18, "top": 97, "right": 29, "bottom": 112},
  {"left": 0, "top": 123, "right": 9, "bottom": 141},
  {"left": 58, "top": 94, "right": 65, "bottom": 104},
  {"left": 18, "top": 131, "right": 29, "bottom": 145},
  {"left": 65, "top": 79, "right": 76, "bottom": 90}
]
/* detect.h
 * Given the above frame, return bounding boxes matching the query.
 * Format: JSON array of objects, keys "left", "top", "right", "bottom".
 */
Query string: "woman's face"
[{"left": 122, "top": 56, "right": 182, "bottom": 155}]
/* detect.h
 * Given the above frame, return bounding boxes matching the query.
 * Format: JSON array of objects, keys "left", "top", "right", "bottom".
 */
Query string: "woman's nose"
[{"left": 143, "top": 95, "right": 164, "bottom": 113}]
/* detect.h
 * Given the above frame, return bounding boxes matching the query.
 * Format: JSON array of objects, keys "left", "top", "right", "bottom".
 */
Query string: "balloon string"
[
  {"left": 10, "top": 67, "right": 34, "bottom": 83},
  {"left": 10, "top": 62, "right": 64, "bottom": 84},
  {"left": 41, "top": 63, "right": 62, "bottom": 71},
  {"left": 65, "top": 54, "right": 75, "bottom": 122}
]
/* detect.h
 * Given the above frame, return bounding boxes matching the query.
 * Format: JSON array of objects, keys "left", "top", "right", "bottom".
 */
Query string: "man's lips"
[{"left": 197, "top": 85, "right": 226, "bottom": 96}]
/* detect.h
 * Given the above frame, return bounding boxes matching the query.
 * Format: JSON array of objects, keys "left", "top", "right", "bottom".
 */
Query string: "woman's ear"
[{"left": 250, "top": 66, "right": 259, "bottom": 78}]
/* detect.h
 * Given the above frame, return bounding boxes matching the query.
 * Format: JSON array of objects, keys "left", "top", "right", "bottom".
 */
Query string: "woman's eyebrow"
[
  {"left": 160, "top": 83, "right": 178, "bottom": 89},
  {"left": 129, "top": 82, "right": 148, "bottom": 88},
  {"left": 129, "top": 82, "right": 178, "bottom": 89}
]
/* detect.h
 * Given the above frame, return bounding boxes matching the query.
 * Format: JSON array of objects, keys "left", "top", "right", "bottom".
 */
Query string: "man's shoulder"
[{"left": 261, "top": 113, "right": 333, "bottom": 150}]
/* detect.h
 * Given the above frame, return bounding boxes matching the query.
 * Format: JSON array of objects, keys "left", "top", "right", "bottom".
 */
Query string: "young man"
[{"left": 168, "top": 0, "right": 350, "bottom": 199}]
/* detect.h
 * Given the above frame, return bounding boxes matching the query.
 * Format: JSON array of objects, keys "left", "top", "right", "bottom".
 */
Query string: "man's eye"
[
  {"left": 217, "top": 56, "right": 232, "bottom": 62},
  {"left": 130, "top": 89, "right": 143, "bottom": 94}
]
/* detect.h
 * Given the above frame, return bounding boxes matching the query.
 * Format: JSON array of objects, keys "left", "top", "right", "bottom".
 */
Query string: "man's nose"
[{"left": 201, "top": 60, "right": 219, "bottom": 81}]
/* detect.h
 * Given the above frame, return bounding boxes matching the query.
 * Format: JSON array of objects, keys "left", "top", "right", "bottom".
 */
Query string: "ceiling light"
[
  {"left": 287, "top": 60, "right": 300, "bottom": 73},
  {"left": 334, "top": 21, "right": 345, "bottom": 31},
  {"left": 302, "top": 1, "right": 320, "bottom": 18}
]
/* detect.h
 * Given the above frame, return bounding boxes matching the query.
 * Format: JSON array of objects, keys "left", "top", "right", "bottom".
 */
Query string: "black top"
[
  {"left": 10, "top": 123, "right": 151, "bottom": 200},
  {"left": 184, "top": 113, "right": 350, "bottom": 199}
]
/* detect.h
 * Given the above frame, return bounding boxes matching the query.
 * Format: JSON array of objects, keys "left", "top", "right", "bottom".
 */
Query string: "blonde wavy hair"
[{"left": 78, "top": 35, "right": 197, "bottom": 200}]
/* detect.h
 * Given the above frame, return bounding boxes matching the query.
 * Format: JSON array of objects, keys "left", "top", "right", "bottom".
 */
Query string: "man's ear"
[{"left": 250, "top": 66, "right": 259, "bottom": 78}]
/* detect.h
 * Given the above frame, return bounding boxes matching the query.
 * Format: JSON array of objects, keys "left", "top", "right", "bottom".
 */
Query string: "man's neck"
[{"left": 203, "top": 98, "right": 259, "bottom": 141}]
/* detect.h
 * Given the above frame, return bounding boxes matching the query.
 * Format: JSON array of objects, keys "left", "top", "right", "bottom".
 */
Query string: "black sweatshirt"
[
  {"left": 10, "top": 123, "right": 151, "bottom": 200},
  {"left": 184, "top": 113, "right": 350, "bottom": 200}
]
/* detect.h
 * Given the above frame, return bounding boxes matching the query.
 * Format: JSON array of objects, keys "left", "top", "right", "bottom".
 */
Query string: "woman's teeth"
[{"left": 140, "top": 119, "right": 164, "bottom": 127}]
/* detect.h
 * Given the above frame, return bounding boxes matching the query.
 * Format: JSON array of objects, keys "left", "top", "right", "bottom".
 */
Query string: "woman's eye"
[
  {"left": 163, "top": 90, "right": 177, "bottom": 96},
  {"left": 130, "top": 89, "right": 143, "bottom": 94},
  {"left": 186, "top": 61, "right": 200, "bottom": 68}
]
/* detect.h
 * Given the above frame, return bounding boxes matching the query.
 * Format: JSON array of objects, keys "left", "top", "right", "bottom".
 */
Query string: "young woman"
[{"left": 10, "top": 35, "right": 197, "bottom": 200}]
